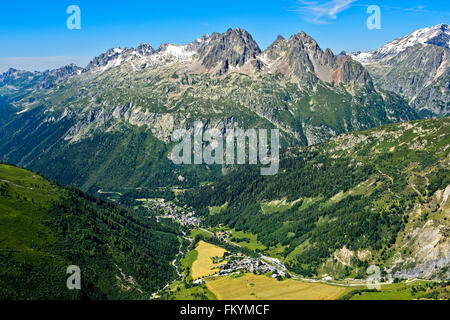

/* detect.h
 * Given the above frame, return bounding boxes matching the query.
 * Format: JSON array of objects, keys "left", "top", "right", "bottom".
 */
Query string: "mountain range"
[
  {"left": 352, "top": 24, "right": 449, "bottom": 116},
  {"left": 0, "top": 24, "right": 449, "bottom": 296},
  {"left": 2, "top": 26, "right": 444, "bottom": 192}
]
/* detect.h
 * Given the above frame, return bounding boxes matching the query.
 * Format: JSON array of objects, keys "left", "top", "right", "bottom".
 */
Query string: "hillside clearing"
[
  {"left": 191, "top": 241, "right": 227, "bottom": 280},
  {"left": 206, "top": 273, "right": 346, "bottom": 300}
]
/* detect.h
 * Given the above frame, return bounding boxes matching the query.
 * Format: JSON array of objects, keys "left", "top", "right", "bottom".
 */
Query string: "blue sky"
[{"left": 0, "top": 0, "right": 449, "bottom": 72}]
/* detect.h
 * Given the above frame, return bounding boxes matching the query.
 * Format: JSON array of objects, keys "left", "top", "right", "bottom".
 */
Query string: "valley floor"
[
  {"left": 206, "top": 273, "right": 345, "bottom": 300},
  {"left": 156, "top": 231, "right": 449, "bottom": 300},
  {"left": 106, "top": 187, "right": 450, "bottom": 301}
]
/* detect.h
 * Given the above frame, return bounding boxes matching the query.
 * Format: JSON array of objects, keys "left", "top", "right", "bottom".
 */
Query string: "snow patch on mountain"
[
  {"left": 352, "top": 24, "right": 449, "bottom": 63},
  {"left": 160, "top": 44, "right": 196, "bottom": 61}
]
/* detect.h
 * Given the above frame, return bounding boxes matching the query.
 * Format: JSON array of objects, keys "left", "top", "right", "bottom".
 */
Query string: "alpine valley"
[
  {"left": 0, "top": 25, "right": 449, "bottom": 300},
  {"left": 1, "top": 27, "right": 431, "bottom": 193}
]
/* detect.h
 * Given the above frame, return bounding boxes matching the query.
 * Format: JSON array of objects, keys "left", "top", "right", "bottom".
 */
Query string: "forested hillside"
[
  {"left": 0, "top": 164, "right": 179, "bottom": 299},
  {"left": 181, "top": 118, "right": 450, "bottom": 279}
]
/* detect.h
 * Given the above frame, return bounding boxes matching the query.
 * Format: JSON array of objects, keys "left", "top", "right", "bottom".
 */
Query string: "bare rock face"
[
  {"left": 84, "top": 47, "right": 129, "bottom": 71},
  {"left": 425, "top": 24, "right": 450, "bottom": 48},
  {"left": 136, "top": 43, "right": 155, "bottom": 56},
  {"left": 0, "top": 27, "right": 418, "bottom": 154},
  {"left": 264, "top": 35, "right": 288, "bottom": 61},
  {"left": 84, "top": 45, "right": 155, "bottom": 72},
  {"left": 369, "top": 45, "right": 449, "bottom": 115},
  {"left": 263, "top": 31, "right": 374, "bottom": 89},
  {"left": 352, "top": 24, "right": 450, "bottom": 116},
  {"left": 186, "top": 34, "right": 211, "bottom": 52},
  {"left": 337, "top": 57, "right": 374, "bottom": 87},
  {"left": 197, "top": 28, "right": 262, "bottom": 74}
]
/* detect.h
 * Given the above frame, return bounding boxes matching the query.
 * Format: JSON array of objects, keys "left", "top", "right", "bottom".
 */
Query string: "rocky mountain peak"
[
  {"left": 0, "top": 68, "right": 20, "bottom": 80},
  {"left": 136, "top": 43, "right": 155, "bottom": 56},
  {"left": 84, "top": 43, "right": 159, "bottom": 72},
  {"left": 288, "top": 31, "right": 324, "bottom": 55},
  {"left": 264, "top": 35, "right": 289, "bottom": 61},
  {"left": 197, "top": 28, "right": 262, "bottom": 74},
  {"left": 351, "top": 24, "right": 449, "bottom": 116},
  {"left": 84, "top": 47, "right": 128, "bottom": 71},
  {"left": 0, "top": 68, "right": 29, "bottom": 83},
  {"left": 44, "top": 64, "right": 82, "bottom": 79},
  {"left": 0, "top": 64, "right": 82, "bottom": 91},
  {"left": 262, "top": 31, "right": 373, "bottom": 88},
  {"left": 186, "top": 34, "right": 211, "bottom": 51},
  {"left": 352, "top": 23, "right": 450, "bottom": 63}
]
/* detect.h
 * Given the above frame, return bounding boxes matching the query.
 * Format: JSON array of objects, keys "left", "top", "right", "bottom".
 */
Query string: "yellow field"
[
  {"left": 206, "top": 273, "right": 346, "bottom": 300},
  {"left": 191, "top": 241, "right": 227, "bottom": 280}
]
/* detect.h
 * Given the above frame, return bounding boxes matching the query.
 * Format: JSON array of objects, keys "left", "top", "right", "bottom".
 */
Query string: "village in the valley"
[
  {"left": 141, "top": 198, "right": 289, "bottom": 280},
  {"left": 142, "top": 198, "right": 201, "bottom": 227},
  {"left": 211, "top": 253, "right": 287, "bottom": 279}
]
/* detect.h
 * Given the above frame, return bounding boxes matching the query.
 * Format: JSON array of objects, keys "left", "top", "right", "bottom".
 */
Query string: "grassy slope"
[
  {"left": 344, "top": 281, "right": 450, "bottom": 300},
  {"left": 0, "top": 164, "right": 72, "bottom": 299},
  {"left": 205, "top": 273, "right": 346, "bottom": 300},
  {"left": 0, "top": 164, "right": 179, "bottom": 300},
  {"left": 191, "top": 241, "right": 227, "bottom": 280},
  {"left": 161, "top": 242, "right": 217, "bottom": 301}
]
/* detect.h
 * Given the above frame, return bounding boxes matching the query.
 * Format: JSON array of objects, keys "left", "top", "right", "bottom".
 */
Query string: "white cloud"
[{"left": 293, "top": 0, "right": 358, "bottom": 24}]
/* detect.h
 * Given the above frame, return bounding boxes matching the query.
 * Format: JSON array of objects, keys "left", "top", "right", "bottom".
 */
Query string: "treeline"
[{"left": 192, "top": 234, "right": 259, "bottom": 259}]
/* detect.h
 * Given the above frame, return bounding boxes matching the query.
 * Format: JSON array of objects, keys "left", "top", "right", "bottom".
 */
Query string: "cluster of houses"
[
  {"left": 213, "top": 253, "right": 287, "bottom": 278},
  {"left": 261, "top": 256, "right": 287, "bottom": 273},
  {"left": 144, "top": 200, "right": 291, "bottom": 281},
  {"left": 147, "top": 198, "right": 201, "bottom": 227},
  {"left": 215, "top": 230, "right": 232, "bottom": 242},
  {"left": 166, "top": 210, "right": 200, "bottom": 227}
]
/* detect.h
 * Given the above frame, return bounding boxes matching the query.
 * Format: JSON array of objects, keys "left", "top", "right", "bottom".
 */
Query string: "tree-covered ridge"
[
  {"left": 0, "top": 164, "right": 179, "bottom": 300},
  {"left": 181, "top": 117, "right": 450, "bottom": 279}
]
